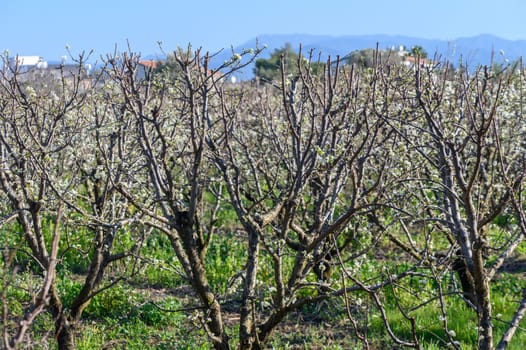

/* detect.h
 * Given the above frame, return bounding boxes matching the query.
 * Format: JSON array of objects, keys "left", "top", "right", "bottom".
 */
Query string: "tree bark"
[
  {"left": 48, "top": 286, "right": 75, "bottom": 350},
  {"left": 179, "top": 220, "right": 230, "bottom": 350},
  {"left": 239, "top": 227, "right": 259, "bottom": 350},
  {"left": 473, "top": 244, "right": 493, "bottom": 350}
]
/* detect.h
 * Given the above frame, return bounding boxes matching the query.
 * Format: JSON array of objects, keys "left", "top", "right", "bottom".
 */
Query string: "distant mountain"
[{"left": 209, "top": 34, "right": 526, "bottom": 80}]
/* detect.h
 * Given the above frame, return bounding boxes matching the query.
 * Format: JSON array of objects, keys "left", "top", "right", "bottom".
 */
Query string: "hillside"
[{"left": 210, "top": 33, "right": 526, "bottom": 79}]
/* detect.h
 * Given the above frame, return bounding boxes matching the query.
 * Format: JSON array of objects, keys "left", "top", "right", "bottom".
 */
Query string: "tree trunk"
[
  {"left": 55, "top": 322, "right": 75, "bottom": 350},
  {"left": 239, "top": 227, "right": 259, "bottom": 350},
  {"left": 48, "top": 286, "right": 75, "bottom": 350},
  {"left": 452, "top": 253, "right": 476, "bottom": 307},
  {"left": 179, "top": 222, "right": 230, "bottom": 350},
  {"left": 473, "top": 245, "right": 494, "bottom": 350}
]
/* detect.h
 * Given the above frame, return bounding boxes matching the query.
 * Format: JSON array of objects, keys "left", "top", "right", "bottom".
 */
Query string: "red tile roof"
[{"left": 139, "top": 60, "right": 160, "bottom": 69}]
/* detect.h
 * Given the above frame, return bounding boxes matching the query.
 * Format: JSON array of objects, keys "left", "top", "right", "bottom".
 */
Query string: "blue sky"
[{"left": 3, "top": 0, "right": 525, "bottom": 62}]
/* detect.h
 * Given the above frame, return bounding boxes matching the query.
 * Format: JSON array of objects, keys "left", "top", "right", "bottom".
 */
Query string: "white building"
[{"left": 16, "top": 56, "right": 46, "bottom": 67}]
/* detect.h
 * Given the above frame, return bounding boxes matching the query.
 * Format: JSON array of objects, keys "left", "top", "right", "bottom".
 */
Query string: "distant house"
[
  {"left": 394, "top": 45, "right": 434, "bottom": 68},
  {"left": 402, "top": 55, "right": 434, "bottom": 69},
  {"left": 4, "top": 56, "right": 47, "bottom": 76},
  {"left": 136, "top": 60, "right": 160, "bottom": 81},
  {"left": 16, "top": 56, "right": 45, "bottom": 67},
  {"left": 5, "top": 56, "right": 93, "bottom": 88}
]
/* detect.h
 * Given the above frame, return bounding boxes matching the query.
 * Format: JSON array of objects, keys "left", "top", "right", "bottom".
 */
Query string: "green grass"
[
  {"left": 3, "top": 260, "right": 526, "bottom": 349},
  {"left": 131, "top": 232, "right": 185, "bottom": 289},
  {"left": 71, "top": 282, "right": 209, "bottom": 349},
  {"left": 365, "top": 271, "right": 526, "bottom": 349},
  {"left": 3, "top": 218, "right": 526, "bottom": 349},
  {"left": 205, "top": 231, "right": 247, "bottom": 295}
]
